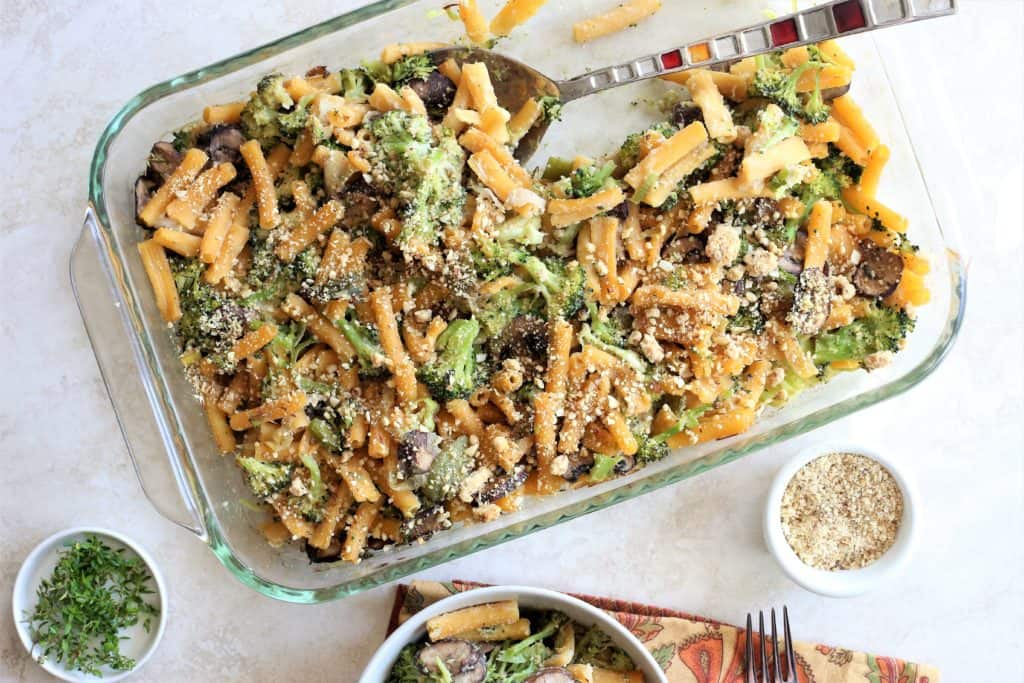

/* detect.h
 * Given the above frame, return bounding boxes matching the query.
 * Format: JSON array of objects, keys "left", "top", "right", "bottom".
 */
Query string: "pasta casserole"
[{"left": 133, "top": 39, "right": 929, "bottom": 564}]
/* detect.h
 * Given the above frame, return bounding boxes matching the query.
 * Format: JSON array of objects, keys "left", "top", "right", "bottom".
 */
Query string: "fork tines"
[{"left": 745, "top": 607, "right": 796, "bottom": 683}]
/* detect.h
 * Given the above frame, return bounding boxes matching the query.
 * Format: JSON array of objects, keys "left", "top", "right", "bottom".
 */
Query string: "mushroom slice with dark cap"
[
  {"left": 489, "top": 315, "right": 549, "bottom": 361},
  {"left": 199, "top": 124, "right": 248, "bottom": 166},
  {"left": 304, "top": 537, "right": 343, "bottom": 563},
  {"left": 853, "top": 241, "right": 904, "bottom": 298},
  {"left": 474, "top": 467, "right": 528, "bottom": 505},
  {"left": 398, "top": 430, "right": 440, "bottom": 476},
  {"left": 134, "top": 177, "right": 156, "bottom": 225},
  {"left": 401, "top": 505, "right": 451, "bottom": 543},
  {"left": 408, "top": 71, "right": 457, "bottom": 115},
  {"left": 146, "top": 141, "right": 183, "bottom": 182},
  {"left": 787, "top": 266, "right": 831, "bottom": 336},
  {"left": 417, "top": 640, "right": 486, "bottom": 683},
  {"left": 526, "top": 668, "right": 577, "bottom": 683}
]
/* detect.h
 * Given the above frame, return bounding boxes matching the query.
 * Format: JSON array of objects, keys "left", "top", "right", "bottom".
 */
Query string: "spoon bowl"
[{"left": 430, "top": 0, "right": 955, "bottom": 163}]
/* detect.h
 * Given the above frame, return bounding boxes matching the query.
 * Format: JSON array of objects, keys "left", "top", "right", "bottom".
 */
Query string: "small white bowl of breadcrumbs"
[{"left": 764, "top": 442, "right": 917, "bottom": 597}]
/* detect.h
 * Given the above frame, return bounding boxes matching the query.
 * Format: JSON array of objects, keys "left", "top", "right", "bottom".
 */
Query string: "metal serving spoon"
[{"left": 432, "top": 0, "right": 956, "bottom": 162}]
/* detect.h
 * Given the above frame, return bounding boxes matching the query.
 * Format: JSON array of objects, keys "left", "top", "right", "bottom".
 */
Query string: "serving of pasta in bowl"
[{"left": 73, "top": 0, "right": 966, "bottom": 601}]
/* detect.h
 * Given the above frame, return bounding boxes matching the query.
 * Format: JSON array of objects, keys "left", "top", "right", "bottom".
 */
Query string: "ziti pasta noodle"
[{"left": 131, "top": 41, "right": 927, "bottom": 563}]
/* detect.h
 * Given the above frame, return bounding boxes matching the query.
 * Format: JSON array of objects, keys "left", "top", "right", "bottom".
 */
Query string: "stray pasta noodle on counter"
[{"left": 133, "top": 39, "right": 928, "bottom": 563}]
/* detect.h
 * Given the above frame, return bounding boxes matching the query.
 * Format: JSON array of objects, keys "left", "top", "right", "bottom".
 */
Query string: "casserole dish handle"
[{"left": 71, "top": 207, "right": 206, "bottom": 537}]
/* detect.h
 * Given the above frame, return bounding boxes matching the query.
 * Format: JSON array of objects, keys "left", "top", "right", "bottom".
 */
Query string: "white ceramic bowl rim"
[
  {"left": 11, "top": 526, "right": 168, "bottom": 682},
  {"left": 763, "top": 441, "right": 918, "bottom": 598},
  {"left": 358, "top": 584, "right": 668, "bottom": 682}
]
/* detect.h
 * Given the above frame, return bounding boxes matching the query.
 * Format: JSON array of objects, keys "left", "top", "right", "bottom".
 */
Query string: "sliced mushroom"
[
  {"left": 563, "top": 452, "right": 595, "bottom": 483},
  {"left": 671, "top": 101, "right": 703, "bottom": 128},
  {"left": 821, "top": 84, "right": 851, "bottom": 101},
  {"left": 417, "top": 640, "right": 486, "bottom": 683},
  {"left": 146, "top": 141, "right": 183, "bottom": 181},
  {"left": 401, "top": 505, "right": 452, "bottom": 543},
  {"left": 305, "top": 65, "right": 329, "bottom": 78},
  {"left": 398, "top": 430, "right": 440, "bottom": 476},
  {"left": 525, "top": 668, "right": 577, "bottom": 683},
  {"left": 200, "top": 124, "right": 247, "bottom": 166},
  {"left": 613, "top": 453, "right": 636, "bottom": 474},
  {"left": 663, "top": 235, "right": 706, "bottom": 264},
  {"left": 605, "top": 201, "right": 630, "bottom": 221},
  {"left": 787, "top": 266, "right": 832, "bottom": 335},
  {"left": 134, "top": 177, "right": 155, "bottom": 225},
  {"left": 709, "top": 145, "right": 742, "bottom": 181},
  {"left": 853, "top": 241, "right": 903, "bottom": 297},
  {"left": 408, "top": 71, "right": 457, "bottom": 114},
  {"left": 489, "top": 315, "right": 549, "bottom": 361},
  {"left": 474, "top": 467, "right": 528, "bottom": 505},
  {"left": 304, "top": 537, "right": 343, "bottom": 563}
]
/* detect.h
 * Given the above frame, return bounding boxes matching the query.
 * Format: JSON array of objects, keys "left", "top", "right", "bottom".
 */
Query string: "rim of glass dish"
[{"left": 84, "top": 1, "right": 968, "bottom": 603}]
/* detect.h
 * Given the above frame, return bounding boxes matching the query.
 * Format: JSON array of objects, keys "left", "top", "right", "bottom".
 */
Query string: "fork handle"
[{"left": 555, "top": 0, "right": 956, "bottom": 103}]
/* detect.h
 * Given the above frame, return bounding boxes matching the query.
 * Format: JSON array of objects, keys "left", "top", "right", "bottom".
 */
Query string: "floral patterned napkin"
[{"left": 388, "top": 580, "right": 939, "bottom": 683}]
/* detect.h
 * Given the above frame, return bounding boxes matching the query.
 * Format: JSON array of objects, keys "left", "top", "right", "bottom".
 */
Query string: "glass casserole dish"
[{"left": 72, "top": 0, "right": 968, "bottom": 602}]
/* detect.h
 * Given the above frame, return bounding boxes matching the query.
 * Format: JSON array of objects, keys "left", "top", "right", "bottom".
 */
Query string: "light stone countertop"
[{"left": 1, "top": 1, "right": 1021, "bottom": 681}]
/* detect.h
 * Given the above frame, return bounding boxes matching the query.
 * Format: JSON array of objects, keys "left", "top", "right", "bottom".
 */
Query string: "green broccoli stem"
[{"left": 336, "top": 316, "right": 385, "bottom": 368}]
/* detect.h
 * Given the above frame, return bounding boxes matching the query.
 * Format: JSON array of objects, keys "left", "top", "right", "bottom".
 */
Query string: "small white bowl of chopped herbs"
[
  {"left": 764, "top": 442, "right": 918, "bottom": 598},
  {"left": 12, "top": 527, "right": 167, "bottom": 681}
]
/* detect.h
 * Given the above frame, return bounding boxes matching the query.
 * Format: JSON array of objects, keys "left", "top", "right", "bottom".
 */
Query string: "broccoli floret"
[
  {"left": 171, "top": 257, "right": 254, "bottom": 366},
  {"left": 421, "top": 436, "right": 473, "bottom": 504},
  {"left": 572, "top": 624, "right": 635, "bottom": 672},
  {"left": 476, "top": 282, "right": 533, "bottom": 339},
  {"left": 339, "top": 68, "right": 373, "bottom": 101},
  {"left": 277, "top": 94, "right": 313, "bottom": 140},
  {"left": 470, "top": 215, "right": 542, "bottom": 280},
  {"left": 537, "top": 95, "right": 563, "bottom": 122},
  {"left": 266, "top": 321, "right": 316, "bottom": 371},
  {"left": 558, "top": 160, "right": 617, "bottom": 199},
  {"left": 749, "top": 54, "right": 831, "bottom": 123},
  {"left": 774, "top": 147, "right": 862, "bottom": 243},
  {"left": 578, "top": 324, "right": 646, "bottom": 374},
  {"left": 812, "top": 305, "right": 914, "bottom": 365},
  {"left": 767, "top": 162, "right": 814, "bottom": 199},
  {"left": 240, "top": 74, "right": 298, "bottom": 149},
  {"left": 634, "top": 403, "right": 712, "bottom": 463},
  {"left": 802, "top": 70, "right": 830, "bottom": 124},
  {"left": 335, "top": 311, "right": 390, "bottom": 379},
  {"left": 616, "top": 122, "right": 678, "bottom": 170},
  {"left": 236, "top": 457, "right": 293, "bottom": 498},
  {"left": 519, "top": 256, "right": 588, "bottom": 319},
  {"left": 760, "top": 366, "right": 818, "bottom": 406},
  {"left": 366, "top": 110, "right": 467, "bottom": 258},
  {"left": 815, "top": 146, "right": 862, "bottom": 191},
  {"left": 361, "top": 59, "right": 392, "bottom": 85},
  {"left": 417, "top": 318, "right": 482, "bottom": 402},
  {"left": 389, "top": 54, "right": 436, "bottom": 86},
  {"left": 748, "top": 104, "right": 800, "bottom": 154},
  {"left": 285, "top": 452, "right": 327, "bottom": 522},
  {"left": 727, "top": 303, "right": 766, "bottom": 335},
  {"left": 244, "top": 232, "right": 321, "bottom": 305},
  {"left": 302, "top": 378, "right": 361, "bottom": 452}
]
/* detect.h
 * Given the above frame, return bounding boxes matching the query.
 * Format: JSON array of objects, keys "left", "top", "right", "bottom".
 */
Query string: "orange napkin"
[{"left": 388, "top": 580, "right": 940, "bottom": 683}]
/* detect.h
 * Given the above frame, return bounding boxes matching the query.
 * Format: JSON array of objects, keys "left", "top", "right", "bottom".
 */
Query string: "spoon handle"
[{"left": 555, "top": 0, "right": 955, "bottom": 103}]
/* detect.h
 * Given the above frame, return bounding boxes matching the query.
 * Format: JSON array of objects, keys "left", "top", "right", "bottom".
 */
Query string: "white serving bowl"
[
  {"left": 359, "top": 584, "right": 668, "bottom": 682},
  {"left": 764, "top": 442, "right": 918, "bottom": 598},
  {"left": 12, "top": 527, "right": 168, "bottom": 682}
]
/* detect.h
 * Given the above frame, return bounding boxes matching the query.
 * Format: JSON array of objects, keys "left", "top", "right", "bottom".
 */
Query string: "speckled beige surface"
[{"left": 1, "top": 1, "right": 1021, "bottom": 681}]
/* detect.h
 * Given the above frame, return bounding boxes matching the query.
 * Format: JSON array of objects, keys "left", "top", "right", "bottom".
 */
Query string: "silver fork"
[{"left": 745, "top": 607, "right": 797, "bottom": 683}]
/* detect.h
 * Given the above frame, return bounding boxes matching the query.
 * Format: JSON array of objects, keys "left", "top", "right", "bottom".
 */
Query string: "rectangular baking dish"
[{"left": 72, "top": 0, "right": 968, "bottom": 602}]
